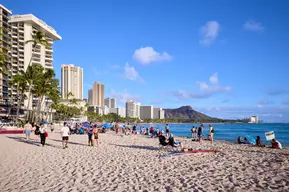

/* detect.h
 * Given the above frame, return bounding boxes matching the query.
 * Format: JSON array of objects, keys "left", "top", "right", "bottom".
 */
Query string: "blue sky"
[{"left": 4, "top": 0, "right": 289, "bottom": 122}]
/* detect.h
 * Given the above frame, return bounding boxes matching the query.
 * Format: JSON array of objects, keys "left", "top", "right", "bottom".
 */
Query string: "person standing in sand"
[
  {"left": 115, "top": 122, "right": 119, "bottom": 135},
  {"left": 191, "top": 126, "right": 196, "bottom": 140},
  {"left": 24, "top": 121, "right": 32, "bottom": 140},
  {"left": 39, "top": 123, "right": 47, "bottom": 147},
  {"left": 87, "top": 122, "right": 94, "bottom": 146},
  {"left": 197, "top": 124, "right": 204, "bottom": 144},
  {"left": 209, "top": 124, "right": 214, "bottom": 144},
  {"left": 93, "top": 124, "right": 99, "bottom": 146},
  {"left": 165, "top": 124, "right": 170, "bottom": 137},
  {"left": 61, "top": 122, "right": 70, "bottom": 149}
]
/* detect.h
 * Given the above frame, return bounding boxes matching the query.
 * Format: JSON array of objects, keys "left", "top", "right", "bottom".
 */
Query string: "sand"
[{"left": 0, "top": 128, "right": 288, "bottom": 192}]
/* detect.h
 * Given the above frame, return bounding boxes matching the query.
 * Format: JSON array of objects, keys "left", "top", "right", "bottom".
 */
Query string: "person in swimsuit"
[
  {"left": 191, "top": 126, "right": 196, "bottom": 140},
  {"left": 256, "top": 136, "right": 265, "bottom": 147},
  {"left": 24, "top": 121, "right": 32, "bottom": 140},
  {"left": 209, "top": 124, "right": 214, "bottom": 144},
  {"left": 93, "top": 124, "right": 99, "bottom": 146},
  {"left": 168, "top": 134, "right": 184, "bottom": 149},
  {"left": 165, "top": 124, "right": 170, "bottom": 137},
  {"left": 197, "top": 124, "right": 204, "bottom": 144}
]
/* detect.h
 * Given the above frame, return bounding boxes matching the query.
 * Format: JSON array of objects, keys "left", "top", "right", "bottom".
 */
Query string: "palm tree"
[
  {"left": 9, "top": 73, "right": 28, "bottom": 123},
  {"left": 65, "top": 92, "right": 74, "bottom": 100},
  {"left": 33, "top": 69, "right": 58, "bottom": 121},
  {"left": 25, "top": 31, "right": 48, "bottom": 67},
  {"left": 23, "top": 64, "right": 43, "bottom": 121}
]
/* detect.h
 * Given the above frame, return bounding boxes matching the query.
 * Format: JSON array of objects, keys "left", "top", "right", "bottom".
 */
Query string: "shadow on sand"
[
  {"left": 6, "top": 136, "right": 62, "bottom": 149},
  {"left": 109, "top": 143, "right": 160, "bottom": 151},
  {"left": 50, "top": 139, "right": 88, "bottom": 146}
]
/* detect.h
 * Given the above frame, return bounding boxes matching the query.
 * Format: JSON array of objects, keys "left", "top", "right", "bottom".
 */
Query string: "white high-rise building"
[
  {"left": 9, "top": 14, "right": 61, "bottom": 71},
  {"left": 126, "top": 100, "right": 140, "bottom": 118},
  {"left": 61, "top": 64, "right": 83, "bottom": 100},
  {"left": 140, "top": 106, "right": 154, "bottom": 120},
  {"left": 8, "top": 14, "right": 61, "bottom": 110},
  {"left": 104, "top": 97, "right": 116, "bottom": 108}
]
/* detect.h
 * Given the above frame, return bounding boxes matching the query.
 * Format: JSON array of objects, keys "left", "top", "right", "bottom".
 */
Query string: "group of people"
[
  {"left": 23, "top": 122, "right": 54, "bottom": 146},
  {"left": 237, "top": 136, "right": 282, "bottom": 149},
  {"left": 60, "top": 122, "right": 100, "bottom": 148},
  {"left": 191, "top": 124, "right": 214, "bottom": 144},
  {"left": 23, "top": 121, "right": 100, "bottom": 149}
]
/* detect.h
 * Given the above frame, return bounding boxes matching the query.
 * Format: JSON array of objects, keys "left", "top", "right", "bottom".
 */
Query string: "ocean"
[{"left": 142, "top": 123, "right": 289, "bottom": 147}]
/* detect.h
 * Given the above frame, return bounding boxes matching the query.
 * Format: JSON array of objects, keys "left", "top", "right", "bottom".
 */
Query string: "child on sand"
[{"left": 93, "top": 125, "right": 99, "bottom": 146}]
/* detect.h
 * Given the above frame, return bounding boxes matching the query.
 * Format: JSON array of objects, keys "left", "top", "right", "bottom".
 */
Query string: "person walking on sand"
[
  {"left": 93, "top": 124, "right": 99, "bottom": 146},
  {"left": 39, "top": 123, "right": 47, "bottom": 147},
  {"left": 24, "top": 121, "right": 32, "bottom": 140},
  {"left": 209, "top": 124, "right": 214, "bottom": 144},
  {"left": 87, "top": 122, "right": 94, "bottom": 146},
  {"left": 61, "top": 122, "right": 70, "bottom": 149}
]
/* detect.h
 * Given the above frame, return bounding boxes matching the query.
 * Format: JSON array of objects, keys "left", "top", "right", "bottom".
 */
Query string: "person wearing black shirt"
[{"left": 159, "top": 133, "right": 168, "bottom": 146}]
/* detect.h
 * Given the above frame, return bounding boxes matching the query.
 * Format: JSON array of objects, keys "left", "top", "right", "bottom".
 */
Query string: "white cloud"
[
  {"left": 123, "top": 63, "right": 144, "bottom": 83},
  {"left": 110, "top": 89, "right": 141, "bottom": 104},
  {"left": 244, "top": 20, "right": 264, "bottom": 32},
  {"left": 133, "top": 47, "right": 172, "bottom": 65},
  {"left": 199, "top": 21, "right": 220, "bottom": 46},
  {"left": 209, "top": 72, "right": 218, "bottom": 84},
  {"left": 172, "top": 72, "right": 232, "bottom": 100},
  {"left": 258, "top": 100, "right": 274, "bottom": 107}
]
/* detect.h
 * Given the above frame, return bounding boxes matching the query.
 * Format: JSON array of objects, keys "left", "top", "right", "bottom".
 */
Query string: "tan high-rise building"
[
  {"left": 104, "top": 97, "right": 116, "bottom": 108},
  {"left": 88, "top": 89, "right": 93, "bottom": 105},
  {"left": 61, "top": 64, "right": 83, "bottom": 100},
  {"left": 140, "top": 106, "right": 153, "bottom": 120},
  {"left": 90, "top": 82, "right": 104, "bottom": 107},
  {"left": 0, "top": 4, "right": 12, "bottom": 106}
]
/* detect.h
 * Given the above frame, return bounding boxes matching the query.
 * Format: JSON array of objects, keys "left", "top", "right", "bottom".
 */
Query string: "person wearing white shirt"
[
  {"left": 39, "top": 123, "right": 47, "bottom": 146},
  {"left": 61, "top": 122, "right": 70, "bottom": 149}
]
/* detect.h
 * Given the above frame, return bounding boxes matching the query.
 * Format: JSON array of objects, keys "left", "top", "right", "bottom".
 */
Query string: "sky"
[{"left": 3, "top": 0, "right": 289, "bottom": 122}]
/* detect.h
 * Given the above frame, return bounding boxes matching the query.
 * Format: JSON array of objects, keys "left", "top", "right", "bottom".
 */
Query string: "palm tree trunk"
[
  {"left": 27, "top": 44, "right": 35, "bottom": 68},
  {"left": 15, "top": 84, "right": 20, "bottom": 124},
  {"left": 26, "top": 85, "right": 32, "bottom": 121},
  {"left": 35, "top": 95, "right": 44, "bottom": 122}
]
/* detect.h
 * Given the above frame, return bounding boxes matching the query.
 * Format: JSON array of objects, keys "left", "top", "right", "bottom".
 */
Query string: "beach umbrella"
[
  {"left": 82, "top": 121, "right": 90, "bottom": 128},
  {"left": 103, "top": 123, "right": 111, "bottom": 128}
]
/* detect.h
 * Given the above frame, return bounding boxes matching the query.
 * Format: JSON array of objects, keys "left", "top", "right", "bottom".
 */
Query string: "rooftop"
[
  {"left": 0, "top": 4, "right": 12, "bottom": 14},
  {"left": 9, "top": 14, "right": 61, "bottom": 40}
]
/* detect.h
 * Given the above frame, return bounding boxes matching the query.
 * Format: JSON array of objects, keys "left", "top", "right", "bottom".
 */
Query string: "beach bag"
[{"left": 45, "top": 132, "right": 48, "bottom": 137}]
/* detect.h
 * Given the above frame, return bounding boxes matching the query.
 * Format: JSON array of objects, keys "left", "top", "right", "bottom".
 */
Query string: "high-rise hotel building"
[
  {"left": 9, "top": 14, "right": 61, "bottom": 71},
  {"left": 104, "top": 97, "right": 116, "bottom": 108},
  {"left": 88, "top": 82, "right": 104, "bottom": 107},
  {"left": 61, "top": 64, "right": 83, "bottom": 100},
  {"left": 8, "top": 14, "right": 61, "bottom": 109},
  {"left": 0, "top": 4, "right": 12, "bottom": 109},
  {"left": 126, "top": 100, "right": 140, "bottom": 118}
]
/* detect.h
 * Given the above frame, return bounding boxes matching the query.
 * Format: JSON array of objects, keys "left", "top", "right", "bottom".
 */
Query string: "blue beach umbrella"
[
  {"left": 102, "top": 123, "right": 111, "bottom": 128},
  {"left": 82, "top": 121, "right": 90, "bottom": 128}
]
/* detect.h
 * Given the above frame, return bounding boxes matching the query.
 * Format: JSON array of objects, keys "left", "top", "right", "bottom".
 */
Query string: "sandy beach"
[{"left": 0, "top": 128, "right": 288, "bottom": 192}]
